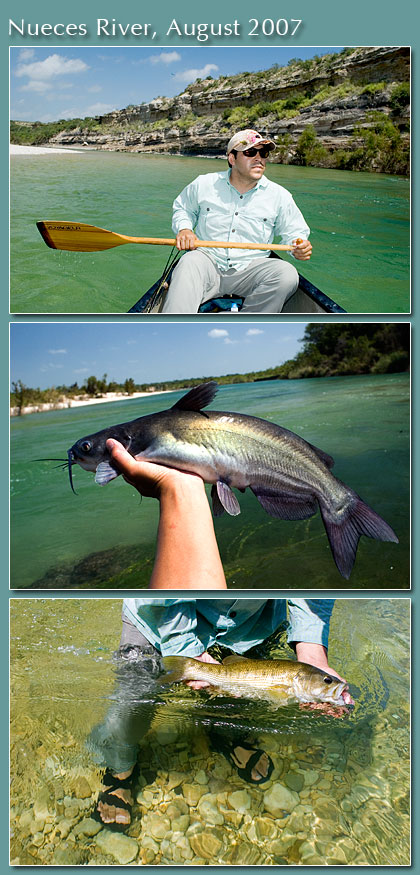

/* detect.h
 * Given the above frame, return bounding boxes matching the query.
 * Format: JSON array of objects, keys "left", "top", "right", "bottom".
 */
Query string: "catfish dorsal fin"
[
  {"left": 222, "top": 654, "right": 247, "bottom": 665},
  {"left": 171, "top": 381, "right": 218, "bottom": 412}
]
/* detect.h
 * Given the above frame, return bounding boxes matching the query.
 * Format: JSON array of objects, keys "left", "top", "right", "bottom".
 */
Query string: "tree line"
[{"left": 11, "top": 324, "right": 409, "bottom": 413}]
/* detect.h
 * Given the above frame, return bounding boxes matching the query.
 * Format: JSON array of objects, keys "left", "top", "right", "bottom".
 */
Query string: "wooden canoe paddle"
[{"left": 36, "top": 221, "right": 295, "bottom": 253}]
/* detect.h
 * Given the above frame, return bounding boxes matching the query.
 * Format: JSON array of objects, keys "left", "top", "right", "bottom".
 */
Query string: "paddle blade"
[{"left": 36, "top": 221, "right": 125, "bottom": 252}]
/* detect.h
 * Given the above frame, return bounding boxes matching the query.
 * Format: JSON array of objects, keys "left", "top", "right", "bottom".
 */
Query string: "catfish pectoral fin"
[
  {"left": 95, "top": 461, "right": 120, "bottom": 486},
  {"left": 250, "top": 487, "right": 317, "bottom": 520},
  {"left": 320, "top": 496, "right": 399, "bottom": 579},
  {"left": 217, "top": 480, "right": 241, "bottom": 516}
]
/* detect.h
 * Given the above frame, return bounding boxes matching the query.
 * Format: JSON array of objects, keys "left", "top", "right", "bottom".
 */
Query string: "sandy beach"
[
  {"left": 10, "top": 389, "right": 172, "bottom": 417},
  {"left": 10, "top": 144, "right": 84, "bottom": 156}
]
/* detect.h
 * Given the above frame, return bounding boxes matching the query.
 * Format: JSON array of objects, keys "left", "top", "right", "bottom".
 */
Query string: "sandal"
[
  {"left": 92, "top": 764, "right": 138, "bottom": 832},
  {"left": 210, "top": 736, "right": 274, "bottom": 785}
]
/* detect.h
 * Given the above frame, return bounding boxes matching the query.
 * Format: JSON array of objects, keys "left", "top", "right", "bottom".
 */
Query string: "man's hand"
[
  {"left": 176, "top": 229, "right": 198, "bottom": 251},
  {"left": 185, "top": 651, "right": 219, "bottom": 690},
  {"left": 106, "top": 438, "right": 204, "bottom": 500},
  {"left": 291, "top": 239, "right": 312, "bottom": 261}
]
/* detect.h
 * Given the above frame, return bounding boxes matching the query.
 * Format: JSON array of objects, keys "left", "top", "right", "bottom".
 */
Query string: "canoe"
[{"left": 128, "top": 254, "right": 346, "bottom": 314}]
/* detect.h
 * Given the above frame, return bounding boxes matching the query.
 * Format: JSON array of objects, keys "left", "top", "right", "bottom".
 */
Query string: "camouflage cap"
[{"left": 227, "top": 129, "right": 276, "bottom": 154}]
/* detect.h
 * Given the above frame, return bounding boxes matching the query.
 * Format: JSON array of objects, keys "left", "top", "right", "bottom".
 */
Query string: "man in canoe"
[
  {"left": 161, "top": 128, "right": 312, "bottom": 313},
  {"left": 88, "top": 440, "right": 352, "bottom": 832}
]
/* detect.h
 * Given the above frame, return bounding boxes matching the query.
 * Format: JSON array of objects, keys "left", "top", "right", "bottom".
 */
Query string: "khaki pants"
[{"left": 161, "top": 251, "right": 299, "bottom": 314}]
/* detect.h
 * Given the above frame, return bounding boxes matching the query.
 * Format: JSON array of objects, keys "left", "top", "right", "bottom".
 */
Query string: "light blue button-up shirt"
[
  {"left": 172, "top": 170, "right": 310, "bottom": 272},
  {"left": 123, "top": 599, "right": 333, "bottom": 657}
]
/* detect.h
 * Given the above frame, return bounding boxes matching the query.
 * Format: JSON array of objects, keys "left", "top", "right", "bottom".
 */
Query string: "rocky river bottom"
[{"left": 10, "top": 705, "right": 409, "bottom": 866}]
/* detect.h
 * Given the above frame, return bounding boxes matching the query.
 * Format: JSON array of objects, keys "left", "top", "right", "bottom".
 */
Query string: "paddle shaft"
[
  {"left": 117, "top": 236, "right": 293, "bottom": 251},
  {"left": 36, "top": 221, "right": 295, "bottom": 253}
]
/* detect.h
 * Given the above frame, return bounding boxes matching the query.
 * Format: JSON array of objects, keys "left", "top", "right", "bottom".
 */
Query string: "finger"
[{"left": 106, "top": 438, "right": 137, "bottom": 476}]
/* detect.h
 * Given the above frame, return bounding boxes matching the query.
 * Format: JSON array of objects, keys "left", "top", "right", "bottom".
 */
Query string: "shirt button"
[
  {"left": 240, "top": 196, "right": 243, "bottom": 199},
  {"left": 232, "top": 229, "right": 235, "bottom": 233},
  {"left": 235, "top": 212, "right": 238, "bottom": 216},
  {"left": 207, "top": 207, "right": 210, "bottom": 211},
  {"left": 230, "top": 611, "right": 237, "bottom": 618}
]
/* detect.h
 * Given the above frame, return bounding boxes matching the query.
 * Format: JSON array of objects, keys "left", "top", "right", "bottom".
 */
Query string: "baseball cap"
[{"left": 227, "top": 129, "right": 276, "bottom": 154}]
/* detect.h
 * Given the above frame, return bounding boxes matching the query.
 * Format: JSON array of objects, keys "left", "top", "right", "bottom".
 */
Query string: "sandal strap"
[
  {"left": 102, "top": 763, "right": 138, "bottom": 790},
  {"left": 97, "top": 790, "right": 132, "bottom": 812}
]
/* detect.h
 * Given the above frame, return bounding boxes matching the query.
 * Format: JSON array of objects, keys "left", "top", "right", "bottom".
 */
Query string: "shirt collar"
[{"left": 226, "top": 168, "right": 268, "bottom": 193}]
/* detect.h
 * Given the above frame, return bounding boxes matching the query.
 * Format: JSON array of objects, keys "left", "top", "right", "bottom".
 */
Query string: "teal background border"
[{"left": 6, "top": 0, "right": 417, "bottom": 870}]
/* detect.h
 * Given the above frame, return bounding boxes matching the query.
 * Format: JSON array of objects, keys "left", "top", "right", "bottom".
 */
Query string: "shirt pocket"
[{"left": 239, "top": 205, "right": 278, "bottom": 242}]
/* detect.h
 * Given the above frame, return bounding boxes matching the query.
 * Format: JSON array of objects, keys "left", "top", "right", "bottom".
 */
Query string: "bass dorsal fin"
[
  {"left": 171, "top": 381, "right": 218, "bottom": 412},
  {"left": 222, "top": 654, "right": 247, "bottom": 665}
]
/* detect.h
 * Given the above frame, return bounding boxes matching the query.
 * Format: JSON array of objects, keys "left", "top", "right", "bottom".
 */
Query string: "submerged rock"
[
  {"left": 95, "top": 829, "right": 139, "bottom": 864},
  {"left": 263, "top": 782, "right": 299, "bottom": 816}
]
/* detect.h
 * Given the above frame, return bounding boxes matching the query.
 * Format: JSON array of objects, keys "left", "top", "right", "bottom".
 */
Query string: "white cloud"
[
  {"left": 21, "top": 80, "right": 51, "bottom": 94},
  {"left": 16, "top": 54, "right": 89, "bottom": 81},
  {"left": 18, "top": 49, "right": 35, "bottom": 62},
  {"left": 15, "top": 54, "right": 89, "bottom": 95},
  {"left": 87, "top": 85, "right": 102, "bottom": 94},
  {"left": 174, "top": 64, "right": 218, "bottom": 83},
  {"left": 73, "top": 368, "right": 90, "bottom": 374},
  {"left": 224, "top": 338, "right": 238, "bottom": 345},
  {"left": 48, "top": 349, "right": 67, "bottom": 355},
  {"left": 150, "top": 51, "right": 181, "bottom": 65},
  {"left": 246, "top": 329, "right": 264, "bottom": 336},
  {"left": 86, "top": 102, "right": 116, "bottom": 115},
  {"left": 208, "top": 329, "right": 229, "bottom": 339}
]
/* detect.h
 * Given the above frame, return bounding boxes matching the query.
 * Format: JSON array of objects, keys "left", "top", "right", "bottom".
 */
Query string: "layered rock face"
[{"left": 49, "top": 47, "right": 409, "bottom": 160}]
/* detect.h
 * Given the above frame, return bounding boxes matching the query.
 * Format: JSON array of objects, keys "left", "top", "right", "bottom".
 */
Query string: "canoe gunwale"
[{"left": 128, "top": 253, "right": 347, "bottom": 314}]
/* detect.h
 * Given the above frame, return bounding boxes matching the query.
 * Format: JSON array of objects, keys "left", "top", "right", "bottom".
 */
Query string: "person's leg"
[
  {"left": 161, "top": 251, "right": 220, "bottom": 313},
  {"left": 221, "top": 257, "right": 299, "bottom": 314},
  {"left": 88, "top": 616, "right": 162, "bottom": 828}
]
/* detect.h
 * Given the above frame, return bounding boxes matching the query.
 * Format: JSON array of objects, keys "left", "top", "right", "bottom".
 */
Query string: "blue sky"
[
  {"left": 10, "top": 46, "right": 343, "bottom": 123},
  {"left": 10, "top": 323, "right": 307, "bottom": 389}
]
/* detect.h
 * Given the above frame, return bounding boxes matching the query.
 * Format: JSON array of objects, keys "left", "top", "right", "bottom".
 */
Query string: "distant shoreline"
[
  {"left": 10, "top": 389, "right": 172, "bottom": 417},
  {"left": 10, "top": 144, "right": 84, "bottom": 155}
]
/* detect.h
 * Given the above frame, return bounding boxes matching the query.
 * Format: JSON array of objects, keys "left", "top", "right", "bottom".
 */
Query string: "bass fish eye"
[
  {"left": 323, "top": 676, "right": 333, "bottom": 684},
  {"left": 80, "top": 440, "right": 93, "bottom": 453}
]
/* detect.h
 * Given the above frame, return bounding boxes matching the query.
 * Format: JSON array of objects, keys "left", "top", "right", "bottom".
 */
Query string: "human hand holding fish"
[
  {"left": 105, "top": 437, "right": 227, "bottom": 591},
  {"left": 105, "top": 437, "right": 203, "bottom": 499},
  {"left": 296, "top": 641, "right": 354, "bottom": 711}
]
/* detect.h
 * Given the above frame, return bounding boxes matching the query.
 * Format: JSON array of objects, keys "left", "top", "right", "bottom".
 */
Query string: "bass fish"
[
  {"left": 66, "top": 381, "right": 398, "bottom": 578},
  {"left": 161, "top": 654, "right": 349, "bottom": 707}
]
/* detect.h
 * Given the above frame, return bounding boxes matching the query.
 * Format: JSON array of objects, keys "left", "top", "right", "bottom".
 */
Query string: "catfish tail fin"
[{"left": 320, "top": 496, "right": 398, "bottom": 579}]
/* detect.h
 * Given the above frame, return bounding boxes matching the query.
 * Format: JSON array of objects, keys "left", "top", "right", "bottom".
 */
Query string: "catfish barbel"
[
  {"left": 65, "top": 381, "right": 398, "bottom": 578},
  {"left": 161, "top": 654, "right": 350, "bottom": 707}
]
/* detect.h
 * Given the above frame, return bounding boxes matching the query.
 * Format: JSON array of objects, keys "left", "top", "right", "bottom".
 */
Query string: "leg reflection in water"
[{"left": 87, "top": 617, "right": 274, "bottom": 831}]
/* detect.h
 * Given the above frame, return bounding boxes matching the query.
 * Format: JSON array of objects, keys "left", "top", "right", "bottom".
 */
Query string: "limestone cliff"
[{"left": 21, "top": 47, "right": 411, "bottom": 170}]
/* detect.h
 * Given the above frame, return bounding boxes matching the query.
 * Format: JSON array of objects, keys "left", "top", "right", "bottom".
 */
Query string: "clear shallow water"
[
  {"left": 10, "top": 375, "right": 409, "bottom": 590},
  {"left": 10, "top": 598, "right": 410, "bottom": 866},
  {"left": 10, "top": 152, "right": 409, "bottom": 313}
]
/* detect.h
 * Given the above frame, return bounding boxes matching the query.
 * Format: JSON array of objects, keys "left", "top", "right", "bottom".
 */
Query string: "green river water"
[
  {"left": 10, "top": 151, "right": 409, "bottom": 314},
  {"left": 10, "top": 375, "right": 409, "bottom": 590},
  {"left": 10, "top": 598, "right": 410, "bottom": 865}
]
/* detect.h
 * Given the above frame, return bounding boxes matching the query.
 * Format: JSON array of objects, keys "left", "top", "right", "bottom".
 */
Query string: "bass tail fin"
[
  {"left": 320, "top": 497, "right": 398, "bottom": 579},
  {"left": 171, "top": 382, "right": 218, "bottom": 412}
]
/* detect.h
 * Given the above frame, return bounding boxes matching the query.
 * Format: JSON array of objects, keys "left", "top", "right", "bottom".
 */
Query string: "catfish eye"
[
  {"left": 323, "top": 676, "right": 333, "bottom": 684},
  {"left": 80, "top": 440, "right": 93, "bottom": 453}
]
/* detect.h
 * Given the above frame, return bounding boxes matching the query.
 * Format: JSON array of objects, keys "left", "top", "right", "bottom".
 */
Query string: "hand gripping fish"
[{"left": 66, "top": 381, "right": 398, "bottom": 579}]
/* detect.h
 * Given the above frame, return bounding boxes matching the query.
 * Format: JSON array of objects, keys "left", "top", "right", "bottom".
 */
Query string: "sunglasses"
[{"left": 242, "top": 146, "right": 271, "bottom": 159}]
